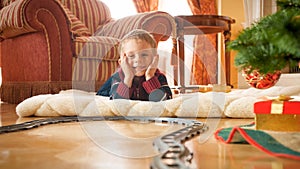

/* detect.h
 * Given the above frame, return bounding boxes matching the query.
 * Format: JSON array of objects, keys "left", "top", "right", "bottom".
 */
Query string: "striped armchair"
[{"left": 0, "top": 0, "right": 176, "bottom": 103}]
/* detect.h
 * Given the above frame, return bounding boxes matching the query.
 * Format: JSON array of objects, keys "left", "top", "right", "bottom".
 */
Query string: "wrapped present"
[{"left": 254, "top": 96, "right": 300, "bottom": 132}]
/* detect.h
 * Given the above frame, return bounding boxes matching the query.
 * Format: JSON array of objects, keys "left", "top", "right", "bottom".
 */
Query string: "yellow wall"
[{"left": 219, "top": 0, "right": 245, "bottom": 88}]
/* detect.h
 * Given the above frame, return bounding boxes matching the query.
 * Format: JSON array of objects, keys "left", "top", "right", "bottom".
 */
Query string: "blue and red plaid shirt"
[{"left": 97, "top": 68, "right": 172, "bottom": 101}]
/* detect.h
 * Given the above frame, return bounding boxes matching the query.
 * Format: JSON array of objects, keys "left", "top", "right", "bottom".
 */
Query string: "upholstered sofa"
[{"left": 0, "top": 0, "right": 176, "bottom": 103}]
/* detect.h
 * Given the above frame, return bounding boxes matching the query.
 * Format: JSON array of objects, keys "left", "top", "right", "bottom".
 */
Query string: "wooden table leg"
[
  {"left": 178, "top": 35, "right": 185, "bottom": 91},
  {"left": 224, "top": 30, "right": 232, "bottom": 86},
  {"left": 171, "top": 38, "right": 178, "bottom": 86},
  {"left": 176, "top": 18, "right": 186, "bottom": 93}
]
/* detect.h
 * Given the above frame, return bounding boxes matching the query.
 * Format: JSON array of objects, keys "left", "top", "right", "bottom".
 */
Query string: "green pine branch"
[{"left": 227, "top": 0, "right": 300, "bottom": 74}]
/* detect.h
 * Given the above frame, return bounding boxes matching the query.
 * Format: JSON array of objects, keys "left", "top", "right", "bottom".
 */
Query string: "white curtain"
[
  {"left": 101, "top": 0, "right": 136, "bottom": 19},
  {"left": 243, "top": 0, "right": 277, "bottom": 28}
]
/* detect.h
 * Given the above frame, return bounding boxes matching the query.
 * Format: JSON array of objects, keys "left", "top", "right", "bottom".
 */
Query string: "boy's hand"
[
  {"left": 120, "top": 54, "right": 134, "bottom": 87},
  {"left": 145, "top": 55, "right": 159, "bottom": 81}
]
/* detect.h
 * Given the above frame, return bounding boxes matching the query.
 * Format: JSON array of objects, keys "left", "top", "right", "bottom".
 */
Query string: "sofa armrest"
[
  {"left": 0, "top": 0, "right": 77, "bottom": 81},
  {"left": 0, "top": 0, "right": 78, "bottom": 39},
  {"left": 96, "top": 11, "right": 176, "bottom": 42}
]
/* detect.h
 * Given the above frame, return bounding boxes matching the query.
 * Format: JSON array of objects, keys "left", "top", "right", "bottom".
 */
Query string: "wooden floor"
[{"left": 0, "top": 103, "right": 299, "bottom": 169}]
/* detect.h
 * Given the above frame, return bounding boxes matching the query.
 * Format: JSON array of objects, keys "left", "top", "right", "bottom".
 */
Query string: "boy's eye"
[
  {"left": 127, "top": 54, "right": 135, "bottom": 58},
  {"left": 141, "top": 53, "right": 149, "bottom": 57}
]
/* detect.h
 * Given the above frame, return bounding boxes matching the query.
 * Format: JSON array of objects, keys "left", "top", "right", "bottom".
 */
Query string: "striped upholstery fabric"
[
  {"left": 1, "top": 0, "right": 16, "bottom": 7},
  {"left": 74, "top": 36, "right": 119, "bottom": 61},
  {"left": 0, "top": 0, "right": 111, "bottom": 37},
  {"left": 96, "top": 11, "right": 177, "bottom": 39},
  {"left": 73, "top": 58, "right": 119, "bottom": 82},
  {"left": 58, "top": 0, "right": 112, "bottom": 34},
  {"left": 61, "top": 5, "right": 91, "bottom": 37},
  {"left": 0, "top": 0, "right": 93, "bottom": 38},
  {"left": 0, "top": 0, "right": 30, "bottom": 33},
  {"left": 73, "top": 36, "right": 120, "bottom": 82}
]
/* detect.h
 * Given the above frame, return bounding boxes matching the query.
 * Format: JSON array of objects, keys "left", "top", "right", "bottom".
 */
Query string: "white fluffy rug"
[{"left": 16, "top": 85, "right": 300, "bottom": 118}]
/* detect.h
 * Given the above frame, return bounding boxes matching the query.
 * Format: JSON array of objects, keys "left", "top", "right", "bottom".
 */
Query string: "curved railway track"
[{"left": 0, "top": 116, "right": 208, "bottom": 169}]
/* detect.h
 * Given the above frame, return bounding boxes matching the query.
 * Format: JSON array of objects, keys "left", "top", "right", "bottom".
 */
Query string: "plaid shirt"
[{"left": 97, "top": 68, "right": 172, "bottom": 101}]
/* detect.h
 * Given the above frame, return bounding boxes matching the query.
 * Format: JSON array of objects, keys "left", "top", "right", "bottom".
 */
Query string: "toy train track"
[{"left": 0, "top": 116, "right": 208, "bottom": 169}]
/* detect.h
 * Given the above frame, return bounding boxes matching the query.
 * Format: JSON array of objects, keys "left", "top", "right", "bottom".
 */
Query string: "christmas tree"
[{"left": 228, "top": 0, "right": 300, "bottom": 74}]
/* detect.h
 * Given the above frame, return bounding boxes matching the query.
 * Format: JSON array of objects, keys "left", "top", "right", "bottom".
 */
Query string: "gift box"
[{"left": 254, "top": 97, "right": 300, "bottom": 132}]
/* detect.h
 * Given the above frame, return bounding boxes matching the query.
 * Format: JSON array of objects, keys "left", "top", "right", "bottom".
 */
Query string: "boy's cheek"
[{"left": 133, "top": 62, "right": 138, "bottom": 68}]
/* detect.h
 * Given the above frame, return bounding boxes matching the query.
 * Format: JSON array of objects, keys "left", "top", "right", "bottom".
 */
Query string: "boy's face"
[{"left": 121, "top": 39, "right": 155, "bottom": 76}]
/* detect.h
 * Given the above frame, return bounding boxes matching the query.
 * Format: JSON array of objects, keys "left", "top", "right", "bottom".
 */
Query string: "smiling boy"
[{"left": 97, "top": 29, "right": 172, "bottom": 101}]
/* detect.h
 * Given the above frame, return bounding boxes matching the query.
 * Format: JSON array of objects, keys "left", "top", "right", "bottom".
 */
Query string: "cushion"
[
  {"left": 73, "top": 36, "right": 119, "bottom": 60},
  {"left": 58, "top": 0, "right": 112, "bottom": 33},
  {"left": 1, "top": 0, "right": 16, "bottom": 7},
  {"left": 0, "top": 0, "right": 24, "bottom": 31},
  {"left": 61, "top": 4, "right": 91, "bottom": 37},
  {"left": 72, "top": 36, "right": 119, "bottom": 82}
]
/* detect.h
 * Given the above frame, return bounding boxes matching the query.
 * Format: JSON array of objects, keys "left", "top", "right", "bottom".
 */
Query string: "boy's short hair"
[{"left": 119, "top": 29, "right": 157, "bottom": 54}]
